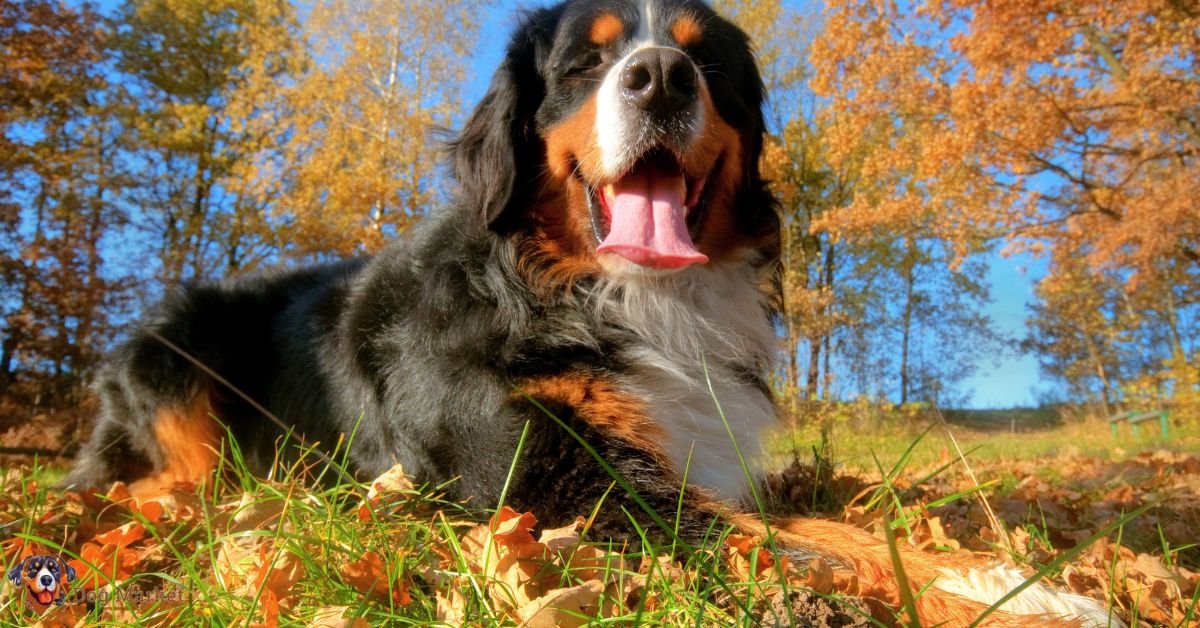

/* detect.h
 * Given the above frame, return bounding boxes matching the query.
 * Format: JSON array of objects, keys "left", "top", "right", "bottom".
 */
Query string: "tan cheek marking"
[
  {"left": 517, "top": 187, "right": 603, "bottom": 293},
  {"left": 590, "top": 13, "right": 624, "bottom": 46},
  {"left": 544, "top": 95, "right": 600, "bottom": 180},
  {"left": 533, "top": 95, "right": 607, "bottom": 285},
  {"left": 129, "top": 395, "right": 221, "bottom": 500},
  {"left": 680, "top": 89, "right": 741, "bottom": 180},
  {"left": 515, "top": 374, "right": 669, "bottom": 464},
  {"left": 672, "top": 15, "right": 703, "bottom": 47}
]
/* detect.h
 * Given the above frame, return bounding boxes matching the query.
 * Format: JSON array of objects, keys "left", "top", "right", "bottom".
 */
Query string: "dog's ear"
[
  {"left": 450, "top": 59, "right": 526, "bottom": 228},
  {"left": 448, "top": 9, "right": 556, "bottom": 230},
  {"left": 720, "top": 19, "right": 778, "bottom": 243},
  {"left": 62, "top": 559, "right": 76, "bottom": 583},
  {"left": 7, "top": 558, "right": 26, "bottom": 586}
]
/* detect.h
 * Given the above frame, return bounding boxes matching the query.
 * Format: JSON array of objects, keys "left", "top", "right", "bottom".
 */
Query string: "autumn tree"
[
  {"left": 811, "top": 0, "right": 1199, "bottom": 413},
  {"left": 0, "top": 0, "right": 127, "bottom": 406},
  {"left": 266, "top": 0, "right": 489, "bottom": 256},
  {"left": 110, "top": 0, "right": 302, "bottom": 284},
  {"left": 1028, "top": 253, "right": 1198, "bottom": 417},
  {"left": 1025, "top": 254, "right": 1125, "bottom": 413},
  {"left": 812, "top": 0, "right": 1199, "bottom": 275},
  {"left": 720, "top": 0, "right": 1003, "bottom": 410},
  {"left": 2, "top": 0, "right": 492, "bottom": 420},
  {"left": 716, "top": 0, "right": 851, "bottom": 407}
]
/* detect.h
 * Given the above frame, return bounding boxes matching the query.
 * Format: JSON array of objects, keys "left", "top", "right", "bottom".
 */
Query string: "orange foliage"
[
  {"left": 263, "top": 0, "right": 487, "bottom": 255},
  {"left": 811, "top": 0, "right": 1199, "bottom": 281}
]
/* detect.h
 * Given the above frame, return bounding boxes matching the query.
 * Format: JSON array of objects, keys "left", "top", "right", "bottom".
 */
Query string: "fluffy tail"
[{"left": 731, "top": 515, "right": 1121, "bottom": 627}]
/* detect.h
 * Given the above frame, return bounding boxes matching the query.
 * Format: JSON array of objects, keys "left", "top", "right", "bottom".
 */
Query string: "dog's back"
[{"left": 65, "top": 258, "right": 365, "bottom": 489}]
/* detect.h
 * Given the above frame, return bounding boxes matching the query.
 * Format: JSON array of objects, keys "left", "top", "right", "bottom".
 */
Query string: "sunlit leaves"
[
  {"left": 811, "top": 0, "right": 1199, "bottom": 279},
  {"left": 265, "top": 0, "right": 487, "bottom": 256},
  {"left": 810, "top": 0, "right": 1198, "bottom": 408},
  {"left": 0, "top": 0, "right": 120, "bottom": 405}
]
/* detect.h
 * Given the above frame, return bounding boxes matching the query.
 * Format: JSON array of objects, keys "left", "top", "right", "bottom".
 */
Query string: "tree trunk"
[
  {"left": 187, "top": 122, "right": 214, "bottom": 281},
  {"left": 1164, "top": 284, "right": 1184, "bottom": 359},
  {"left": 74, "top": 116, "right": 111, "bottom": 393},
  {"left": 778, "top": 219, "right": 803, "bottom": 415},
  {"left": 899, "top": 239, "right": 917, "bottom": 405},
  {"left": 807, "top": 334, "right": 821, "bottom": 400},
  {"left": 821, "top": 239, "right": 835, "bottom": 400},
  {"left": 2, "top": 186, "right": 50, "bottom": 392},
  {"left": 1083, "top": 334, "right": 1113, "bottom": 418},
  {"left": 805, "top": 235, "right": 823, "bottom": 400}
]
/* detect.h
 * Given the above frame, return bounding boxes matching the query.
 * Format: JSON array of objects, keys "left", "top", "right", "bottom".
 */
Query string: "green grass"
[
  {"left": 0, "top": 430, "right": 866, "bottom": 626},
  {"left": 768, "top": 412, "right": 1200, "bottom": 474},
  {"left": 0, "top": 470, "right": 647, "bottom": 623},
  {"left": 4, "top": 407, "right": 1194, "bottom": 625}
]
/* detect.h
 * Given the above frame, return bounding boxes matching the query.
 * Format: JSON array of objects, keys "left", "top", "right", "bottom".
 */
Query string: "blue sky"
[{"left": 965, "top": 252, "right": 1043, "bottom": 408}]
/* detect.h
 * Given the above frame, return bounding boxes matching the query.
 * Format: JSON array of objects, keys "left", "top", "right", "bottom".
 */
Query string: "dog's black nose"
[
  {"left": 40, "top": 574, "right": 53, "bottom": 587},
  {"left": 620, "top": 48, "right": 697, "bottom": 114}
]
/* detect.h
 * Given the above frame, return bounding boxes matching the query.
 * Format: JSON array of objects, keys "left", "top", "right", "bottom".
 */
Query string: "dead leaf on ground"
[
  {"left": 367, "top": 464, "right": 415, "bottom": 499},
  {"left": 340, "top": 550, "right": 410, "bottom": 606},
  {"left": 516, "top": 578, "right": 604, "bottom": 628},
  {"left": 308, "top": 605, "right": 371, "bottom": 628},
  {"left": 436, "top": 588, "right": 469, "bottom": 625}
]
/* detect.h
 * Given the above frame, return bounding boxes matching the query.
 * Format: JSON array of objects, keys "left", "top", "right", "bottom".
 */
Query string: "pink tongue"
[{"left": 596, "top": 168, "right": 708, "bottom": 269}]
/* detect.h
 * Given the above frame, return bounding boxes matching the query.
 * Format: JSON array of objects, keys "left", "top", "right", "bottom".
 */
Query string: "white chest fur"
[{"left": 595, "top": 258, "right": 778, "bottom": 504}]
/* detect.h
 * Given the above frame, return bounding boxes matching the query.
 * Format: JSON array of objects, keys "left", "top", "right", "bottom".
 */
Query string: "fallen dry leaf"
[
  {"left": 308, "top": 605, "right": 371, "bottom": 628},
  {"left": 491, "top": 507, "right": 538, "bottom": 546},
  {"left": 70, "top": 540, "right": 140, "bottom": 589},
  {"left": 254, "top": 546, "right": 306, "bottom": 609},
  {"left": 725, "top": 534, "right": 788, "bottom": 585},
  {"left": 566, "top": 544, "right": 625, "bottom": 583},
  {"left": 216, "top": 534, "right": 263, "bottom": 590},
  {"left": 436, "top": 588, "right": 468, "bottom": 625},
  {"left": 230, "top": 493, "right": 288, "bottom": 532},
  {"left": 257, "top": 588, "right": 281, "bottom": 628},
  {"left": 29, "top": 600, "right": 80, "bottom": 628},
  {"left": 340, "top": 550, "right": 410, "bottom": 605},
  {"left": 538, "top": 516, "right": 584, "bottom": 554},
  {"left": 367, "top": 464, "right": 415, "bottom": 499},
  {"left": 801, "top": 557, "right": 835, "bottom": 595},
  {"left": 924, "top": 515, "right": 961, "bottom": 552},
  {"left": 93, "top": 521, "right": 146, "bottom": 547},
  {"left": 516, "top": 578, "right": 604, "bottom": 628}
]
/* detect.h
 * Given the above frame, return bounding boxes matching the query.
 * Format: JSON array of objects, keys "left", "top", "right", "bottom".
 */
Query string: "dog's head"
[
  {"left": 451, "top": 0, "right": 776, "bottom": 282},
  {"left": 8, "top": 555, "right": 76, "bottom": 606}
]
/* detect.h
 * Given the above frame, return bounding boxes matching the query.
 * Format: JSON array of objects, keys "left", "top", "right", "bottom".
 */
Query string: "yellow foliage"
[
  {"left": 264, "top": 0, "right": 488, "bottom": 256},
  {"left": 810, "top": 0, "right": 1200, "bottom": 281}
]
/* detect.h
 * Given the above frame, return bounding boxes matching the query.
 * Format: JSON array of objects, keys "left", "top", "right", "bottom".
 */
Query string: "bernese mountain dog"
[{"left": 63, "top": 1, "right": 1120, "bottom": 624}]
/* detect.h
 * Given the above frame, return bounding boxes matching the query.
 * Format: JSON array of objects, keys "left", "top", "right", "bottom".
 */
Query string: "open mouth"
[
  {"left": 34, "top": 589, "right": 55, "bottom": 605},
  {"left": 580, "top": 150, "right": 713, "bottom": 270}
]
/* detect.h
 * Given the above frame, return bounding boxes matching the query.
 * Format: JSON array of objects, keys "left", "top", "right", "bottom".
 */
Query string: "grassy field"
[
  {"left": 768, "top": 410, "right": 1199, "bottom": 473},
  {"left": 1, "top": 410, "right": 1197, "bottom": 626}
]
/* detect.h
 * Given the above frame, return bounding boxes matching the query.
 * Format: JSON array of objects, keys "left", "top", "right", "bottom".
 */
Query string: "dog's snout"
[
  {"left": 39, "top": 574, "right": 53, "bottom": 587},
  {"left": 620, "top": 48, "right": 697, "bottom": 114}
]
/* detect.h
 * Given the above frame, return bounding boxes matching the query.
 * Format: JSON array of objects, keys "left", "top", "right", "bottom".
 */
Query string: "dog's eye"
[{"left": 566, "top": 50, "right": 605, "bottom": 76}]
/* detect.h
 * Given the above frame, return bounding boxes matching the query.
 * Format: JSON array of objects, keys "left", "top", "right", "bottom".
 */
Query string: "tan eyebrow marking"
[
  {"left": 672, "top": 14, "right": 703, "bottom": 47},
  {"left": 590, "top": 12, "right": 624, "bottom": 46}
]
